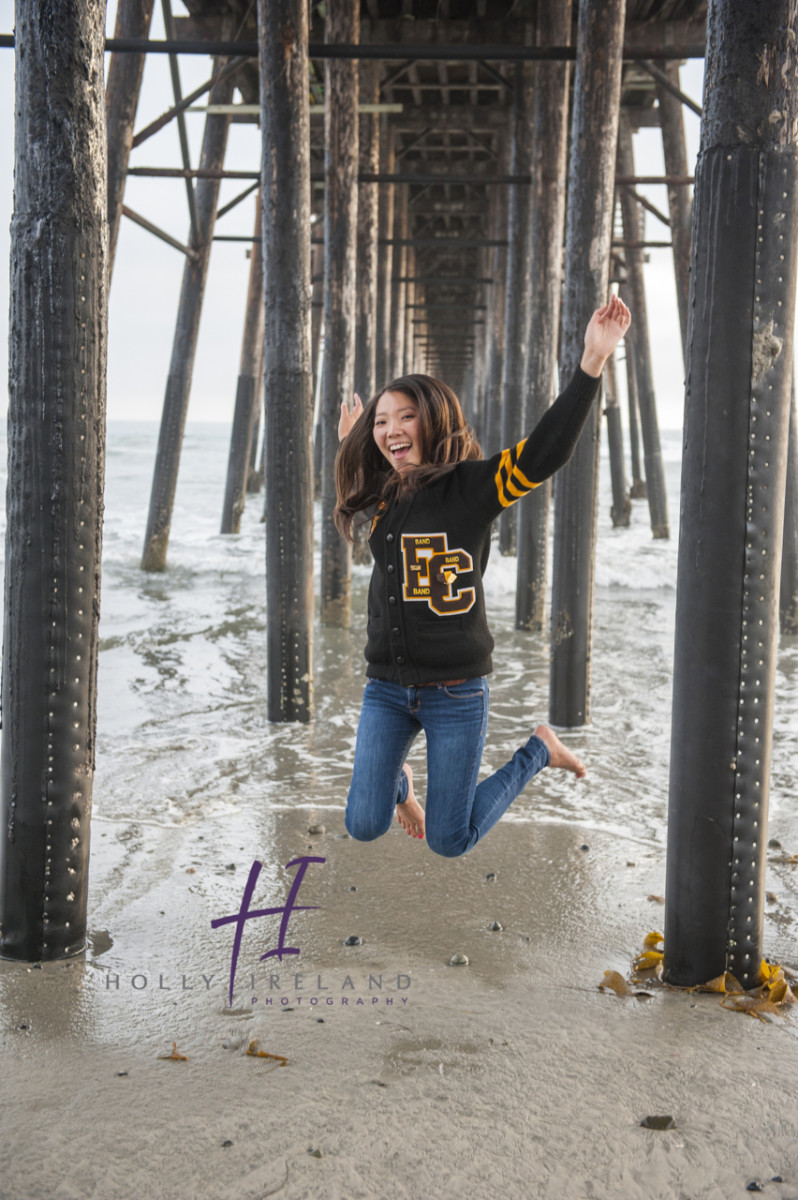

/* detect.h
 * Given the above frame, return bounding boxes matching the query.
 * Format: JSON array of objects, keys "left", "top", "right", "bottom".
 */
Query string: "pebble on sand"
[
  {"left": 640, "top": 1115, "right": 676, "bottom": 1130},
  {"left": 449, "top": 953, "right": 469, "bottom": 966}
]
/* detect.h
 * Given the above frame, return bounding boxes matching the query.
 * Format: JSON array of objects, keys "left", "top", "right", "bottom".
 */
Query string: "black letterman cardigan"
[{"left": 364, "top": 366, "right": 602, "bottom": 685}]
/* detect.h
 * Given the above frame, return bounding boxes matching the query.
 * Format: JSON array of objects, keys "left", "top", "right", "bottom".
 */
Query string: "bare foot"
[
  {"left": 534, "top": 724, "right": 587, "bottom": 779},
  {"left": 395, "top": 763, "right": 426, "bottom": 839}
]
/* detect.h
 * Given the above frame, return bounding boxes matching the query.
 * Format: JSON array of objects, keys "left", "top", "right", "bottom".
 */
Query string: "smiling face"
[{"left": 373, "top": 390, "right": 423, "bottom": 472}]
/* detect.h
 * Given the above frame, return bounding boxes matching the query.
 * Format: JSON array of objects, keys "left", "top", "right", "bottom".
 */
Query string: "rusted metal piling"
[
  {"left": 515, "top": 0, "right": 572, "bottom": 631},
  {"left": 221, "top": 193, "right": 264, "bottom": 535},
  {"left": 549, "top": 0, "right": 627, "bottom": 727},
  {"left": 320, "top": 3, "right": 359, "bottom": 628},
  {"left": 1, "top": 0, "right": 107, "bottom": 961},
  {"left": 664, "top": 0, "right": 798, "bottom": 988},
  {"left": 656, "top": 62, "right": 694, "bottom": 360},
  {"left": 499, "top": 62, "right": 534, "bottom": 557},
  {"left": 105, "top": 0, "right": 155, "bottom": 279},
  {"left": 141, "top": 60, "right": 234, "bottom": 571},
  {"left": 605, "top": 352, "right": 632, "bottom": 527},
  {"left": 259, "top": 0, "right": 314, "bottom": 722},
  {"left": 617, "top": 117, "right": 669, "bottom": 539}
]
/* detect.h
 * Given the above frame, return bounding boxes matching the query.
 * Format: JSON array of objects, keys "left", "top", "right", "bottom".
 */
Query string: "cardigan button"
[
  {"left": 392, "top": 627, "right": 400, "bottom": 636},
  {"left": 388, "top": 596, "right": 397, "bottom": 605},
  {"left": 395, "top": 656, "right": 405, "bottom": 665},
  {"left": 387, "top": 564, "right": 394, "bottom": 574},
  {"left": 386, "top": 533, "right": 394, "bottom": 543}
]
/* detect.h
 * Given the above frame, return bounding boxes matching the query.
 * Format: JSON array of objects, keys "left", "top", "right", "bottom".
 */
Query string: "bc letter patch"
[{"left": 400, "top": 533, "right": 476, "bottom": 615}]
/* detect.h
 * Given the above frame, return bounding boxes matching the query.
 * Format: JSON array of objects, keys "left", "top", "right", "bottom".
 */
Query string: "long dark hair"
[{"left": 334, "top": 374, "right": 482, "bottom": 542}]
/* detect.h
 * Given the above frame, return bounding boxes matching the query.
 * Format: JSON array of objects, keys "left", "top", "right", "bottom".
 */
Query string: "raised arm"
[
  {"left": 338, "top": 393, "right": 364, "bottom": 442},
  {"left": 579, "top": 294, "right": 631, "bottom": 377},
  {"left": 465, "top": 295, "right": 632, "bottom": 516}
]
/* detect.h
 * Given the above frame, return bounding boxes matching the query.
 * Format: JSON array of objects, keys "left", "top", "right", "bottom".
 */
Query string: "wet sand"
[{"left": 2, "top": 800, "right": 798, "bottom": 1200}]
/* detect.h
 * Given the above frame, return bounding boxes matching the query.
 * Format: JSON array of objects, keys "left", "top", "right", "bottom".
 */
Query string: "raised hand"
[
  {"left": 338, "top": 393, "right": 364, "bottom": 442},
  {"left": 580, "top": 294, "right": 632, "bottom": 377}
]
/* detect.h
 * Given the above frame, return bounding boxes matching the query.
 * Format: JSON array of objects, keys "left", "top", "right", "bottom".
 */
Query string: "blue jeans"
[{"left": 344, "top": 677, "right": 551, "bottom": 858}]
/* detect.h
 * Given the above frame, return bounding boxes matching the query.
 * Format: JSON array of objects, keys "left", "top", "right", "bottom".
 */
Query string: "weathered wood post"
[
  {"left": 549, "top": 0, "right": 626, "bottom": 727},
  {"left": 499, "top": 62, "right": 534, "bottom": 556},
  {"left": 105, "top": 0, "right": 155, "bottom": 280},
  {"left": 604, "top": 351, "right": 631, "bottom": 527},
  {"left": 515, "top": 0, "right": 572, "bottom": 631},
  {"left": 656, "top": 62, "right": 694, "bottom": 362},
  {"left": 1, "top": 0, "right": 107, "bottom": 961},
  {"left": 375, "top": 120, "right": 395, "bottom": 388},
  {"left": 781, "top": 378, "right": 798, "bottom": 632},
  {"left": 221, "top": 194, "right": 264, "bottom": 535},
  {"left": 320, "top": 3, "right": 358, "bottom": 627},
  {"left": 259, "top": 0, "right": 314, "bottom": 722},
  {"left": 664, "top": 0, "right": 798, "bottom": 988},
  {"left": 617, "top": 116, "right": 669, "bottom": 539},
  {"left": 141, "top": 60, "right": 234, "bottom": 571}
]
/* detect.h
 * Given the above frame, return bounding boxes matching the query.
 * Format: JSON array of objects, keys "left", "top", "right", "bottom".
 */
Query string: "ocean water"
[{"left": 1, "top": 419, "right": 797, "bottom": 880}]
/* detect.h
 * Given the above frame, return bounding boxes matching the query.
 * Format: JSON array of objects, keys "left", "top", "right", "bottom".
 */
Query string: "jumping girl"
[{"left": 335, "top": 294, "right": 631, "bottom": 857}]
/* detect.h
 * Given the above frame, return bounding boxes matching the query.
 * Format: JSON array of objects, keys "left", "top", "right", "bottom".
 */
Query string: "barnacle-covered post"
[
  {"left": 515, "top": 0, "right": 572, "bottom": 630},
  {"left": 140, "top": 57, "right": 234, "bottom": 571},
  {"left": 617, "top": 116, "right": 669, "bottom": 539},
  {"left": 221, "top": 192, "right": 264, "bottom": 535},
  {"left": 1, "top": 0, "right": 107, "bottom": 961},
  {"left": 549, "top": 0, "right": 626, "bottom": 726},
  {"left": 320, "top": 3, "right": 358, "bottom": 627},
  {"left": 105, "top": 0, "right": 155, "bottom": 280},
  {"left": 664, "top": 0, "right": 798, "bottom": 988},
  {"left": 259, "top": 0, "right": 314, "bottom": 721}
]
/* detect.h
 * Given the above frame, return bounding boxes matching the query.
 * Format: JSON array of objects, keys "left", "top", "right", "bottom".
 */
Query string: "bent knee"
[
  {"left": 425, "top": 831, "right": 471, "bottom": 859},
  {"left": 345, "top": 807, "right": 392, "bottom": 843}
]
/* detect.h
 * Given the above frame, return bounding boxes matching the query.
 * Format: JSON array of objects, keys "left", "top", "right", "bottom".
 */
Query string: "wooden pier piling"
[
  {"left": 515, "top": 0, "right": 572, "bottom": 631},
  {"left": 664, "top": 0, "right": 798, "bottom": 988},
  {"left": 141, "top": 59, "right": 234, "bottom": 571},
  {"left": 656, "top": 62, "right": 694, "bottom": 361},
  {"left": 105, "top": 0, "right": 155, "bottom": 280},
  {"left": 221, "top": 193, "right": 264, "bottom": 536},
  {"left": 320, "top": 2, "right": 359, "bottom": 628},
  {"left": 259, "top": 0, "right": 314, "bottom": 722},
  {"left": 549, "top": 0, "right": 627, "bottom": 727},
  {"left": 499, "top": 62, "right": 534, "bottom": 557},
  {"left": 1, "top": 0, "right": 107, "bottom": 961},
  {"left": 605, "top": 352, "right": 632, "bottom": 527},
  {"left": 617, "top": 116, "right": 669, "bottom": 539}
]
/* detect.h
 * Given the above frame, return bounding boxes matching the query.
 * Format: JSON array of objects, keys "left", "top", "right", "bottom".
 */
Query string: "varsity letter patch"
[{"left": 400, "top": 533, "right": 476, "bottom": 615}]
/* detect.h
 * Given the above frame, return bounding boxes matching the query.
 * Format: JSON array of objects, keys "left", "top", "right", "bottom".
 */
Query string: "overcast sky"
[{"left": 0, "top": 2, "right": 708, "bottom": 428}]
